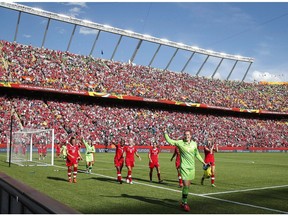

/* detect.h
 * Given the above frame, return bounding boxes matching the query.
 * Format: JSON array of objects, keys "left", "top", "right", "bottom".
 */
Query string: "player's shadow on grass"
[
  {"left": 101, "top": 193, "right": 178, "bottom": 211},
  {"left": 90, "top": 176, "right": 117, "bottom": 183},
  {"left": 47, "top": 176, "right": 67, "bottom": 182},
  {"left": 133, "top": 176, "right": 196, "bottom": 187}
]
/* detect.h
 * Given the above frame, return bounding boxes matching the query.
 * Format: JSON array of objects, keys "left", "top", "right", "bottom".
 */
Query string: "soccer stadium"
[{"left": 0, "top": 2, "right": 287, "bottom": 214}]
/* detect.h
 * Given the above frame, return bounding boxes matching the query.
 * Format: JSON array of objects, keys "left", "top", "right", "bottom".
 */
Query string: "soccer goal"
[{"left": 7, "top": 128, "right": 54, "bottom": 166}]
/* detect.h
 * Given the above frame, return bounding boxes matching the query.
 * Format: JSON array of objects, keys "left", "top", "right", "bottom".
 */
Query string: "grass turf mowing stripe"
[{"left": 54, "top": 164, "right": 288, "bottom": 214}]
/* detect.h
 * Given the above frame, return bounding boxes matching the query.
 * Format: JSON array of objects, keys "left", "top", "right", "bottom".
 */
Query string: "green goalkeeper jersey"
[
  {"left": 164, "top": 132, "right": 204, "bottom": 180},
  {"left": 82, "top": 139, "right": 95, "bottom": 156},
  {"left": 60, "top": 145, "right": 67, "bottom": 156}
]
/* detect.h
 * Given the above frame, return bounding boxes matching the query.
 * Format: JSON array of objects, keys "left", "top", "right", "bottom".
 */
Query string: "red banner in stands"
[{"left": 1, "top": 82, "right": 287, "bottom": 116}]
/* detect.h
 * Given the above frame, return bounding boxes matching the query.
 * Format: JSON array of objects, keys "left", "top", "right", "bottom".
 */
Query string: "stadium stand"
[
  {"left": 0, "top": 92, "right": 287, "bottom": 148},
  {"left": 0, "top": 40, "right": 287, "bottom": 113},
  {"left": 0, "top": 40, "right": 287, "bottom": 148}
]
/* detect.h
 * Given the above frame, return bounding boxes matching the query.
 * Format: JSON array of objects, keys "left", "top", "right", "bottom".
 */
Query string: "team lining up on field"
[{"left": 55, "top": 129, "right": 218, "bottom": 212}]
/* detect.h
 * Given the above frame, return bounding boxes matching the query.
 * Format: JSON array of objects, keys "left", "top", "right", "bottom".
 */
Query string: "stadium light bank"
[{"left": 0, "top": 2, "right": 254, "bottom": 63}]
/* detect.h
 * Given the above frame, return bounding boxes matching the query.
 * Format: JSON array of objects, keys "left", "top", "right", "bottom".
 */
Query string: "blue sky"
[{"left": 1, "top": 1, "right": 288, "bottom": 82}]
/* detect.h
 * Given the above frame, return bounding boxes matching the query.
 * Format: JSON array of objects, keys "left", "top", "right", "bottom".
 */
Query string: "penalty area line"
[
  {"left": 53, "top": 165, "right": 287, "bottom": 214},
  {"left": 202, "top": 184, "right": 288, "bottom": 196},
  {"left": 134, "top": 181, "right": 288, "bottom": 214},
  {"left": 198, "top": 195, "right": 288, "bottom": 214}
]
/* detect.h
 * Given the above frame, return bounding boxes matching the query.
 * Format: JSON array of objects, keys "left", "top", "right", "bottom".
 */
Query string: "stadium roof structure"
[{"left": 0, "top": 2, "right": 254, "bottom": 82}]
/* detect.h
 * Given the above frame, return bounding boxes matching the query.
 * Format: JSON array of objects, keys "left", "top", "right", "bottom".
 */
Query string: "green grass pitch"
[{"left": 0, "top": 152, "right": 287, "bottom": 214}]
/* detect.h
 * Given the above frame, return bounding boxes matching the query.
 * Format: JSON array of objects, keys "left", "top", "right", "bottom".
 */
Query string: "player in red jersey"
[
  {"left": 148, "top": 141, "right": 163, "bottom": 183},
  {"left": 37, "top": 143, "right": 45, "bottom": 160},
  {"left": 55, "top": 143, "right": 61, "bottom": 158},
  {"left": 13, "top": 143, "right": 20, "bottom": 157},
  {"left": 66, "top": 137, "right": 83, "bottom": 183},
  {"left": 170, "top": 146, "right": 183, "bottom": 187},
  {"left": 201, "top": 138, "right": 218, "bottom": 187},
  {"left": 21, "top": 143, "right": 27, "bottom": 156},
  {"left": 114, "top": 138, "right": 125, "bottom": 184},
  {"left": 42, "top": 144, "right": 47, "bottom": 159},
  {"left": 124, "top": 138, "right": 141, "bottom": 184}
]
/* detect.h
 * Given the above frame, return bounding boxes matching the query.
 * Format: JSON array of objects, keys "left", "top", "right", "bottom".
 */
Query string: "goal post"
[{"left": 7, "top": 128, "right": 55, "bottom": 166}]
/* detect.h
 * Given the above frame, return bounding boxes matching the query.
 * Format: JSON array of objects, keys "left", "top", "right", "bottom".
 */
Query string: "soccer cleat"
[
  {"left": 68, "top": 179, "right": 72, "bottom": 183},
  {"left": 126, "top": 179, "right": 130, "bottom": 184},
  {"left": 119, "top": 180, "right": 123, "bottom": 184},
  {"left": 73, "top": 178, "right": 77, "bottom": 183},
  {"left": 130, "top": 181, "right": 133, "bottom": 185},
  {"left": 211, "top": 184, "right": 216, "bottom": 187},
  {"left": 180, "top": 203, "right": 190, "bottom": 212},
  {"left": 159, "top": 179, "right": 164, "bottom": 183}
]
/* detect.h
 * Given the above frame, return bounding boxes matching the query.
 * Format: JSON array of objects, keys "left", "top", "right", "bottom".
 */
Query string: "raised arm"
[
  {"left": 164, "top": 131, "right": 179, "bottom": 146},
  {"left": 82, "top": 138, "right": 89, "bottom": 148}
]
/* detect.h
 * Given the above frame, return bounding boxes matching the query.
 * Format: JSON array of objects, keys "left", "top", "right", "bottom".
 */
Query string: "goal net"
[{"left": 7, "top": 128, "right": 54, "bottom": 166}]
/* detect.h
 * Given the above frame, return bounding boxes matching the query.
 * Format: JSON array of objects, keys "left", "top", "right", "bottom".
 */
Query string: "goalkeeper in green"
[
  {"left": 82, "top": 138, "right": 96, "bottom": 174},
  {"left": 164, "top": 129, "right": 206, "bottom": 212}
]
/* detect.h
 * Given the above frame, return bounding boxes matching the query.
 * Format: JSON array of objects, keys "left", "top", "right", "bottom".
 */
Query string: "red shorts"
[
  {"left": 66, "top": 157, "right": 79, "bottom": 166},
  {"left": 205, "top": 158, "right": 215, "bottom": 166},
  {"left": 125, "top": 159, "right": 135, "bottom": 168},
  {"left": 149, "top": 161, "right": 159, "bottom": 169},
  {"left": 114, "top": 158, "right": 124, "bottom": 167}
]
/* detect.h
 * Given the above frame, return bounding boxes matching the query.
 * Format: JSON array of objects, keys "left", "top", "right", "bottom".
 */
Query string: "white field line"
[
  {"left": 53, "top": 164, "right": 288, "bottom": 214},
  {"left": 202, "top": 184, "right": 288, "bottom": 196},
  {"left": 197, "top": 195, "right": 288, "bottom": 214},
  {"left": 1, "top": 153, "right": 286, "bottom": 214}
]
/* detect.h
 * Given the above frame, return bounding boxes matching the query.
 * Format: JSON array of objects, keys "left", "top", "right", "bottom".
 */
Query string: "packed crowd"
[
  {"left": 0, "top": 95, "right": 287, "bottom": 148},
  {"left": 0, "top": 40, "right": 287, "bottom": 112}
]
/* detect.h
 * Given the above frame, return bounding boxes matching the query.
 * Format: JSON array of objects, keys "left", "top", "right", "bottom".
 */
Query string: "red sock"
[
  {"left": 128, "top": 170, "right": 132, "bottom": 182},
  {"left": 211, "top": 174, "right": 215, "bottom": 184},
  {"left": 117, "top": 171, "right": 122, "bottom": 181},
  {"left": 73, "top": 167, "right": 78, "bottom": 179},
  {"left": 178, "top": 173, "right": 183, "bottom": 184},
  {"left": 68, "top": 167, "right": 72, "bottom": 180}
]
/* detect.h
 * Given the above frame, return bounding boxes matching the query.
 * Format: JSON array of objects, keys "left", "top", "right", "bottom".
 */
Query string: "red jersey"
[
  {"left": 114, "top": 144, "right": 125, "bottom": 160},
  {"left": 38, "top": 145, "right": 47, "bottom": 154},
  {"left": 149, "top": 147, "right": 159, "bottom": 163},
  {"left": 14, "top": 144, "right": 19, "bottom": 154},
  {"left": 125, "top": 145, "right": 137, "bottom": 161},
  {"left": 55, "top": 144, "right": 61, "bottom": 154},
  {"left": 124, "top": 145, "right": 138, "bottom": 167},
  {"left": 204, "top": 146, "right": 215, "bottom": 164},
  {"left": 114, "top": 143, "right": 125, "bottom": 167},
  {"left": 149, "top": 147, "right": 160, "bottom": 168},
  {"left": 66, "top": 144, "right": 80, "bottom": 166},
  {"left": 21, "top": 144, "right": 26, "bottom": 155},
  {"left": 67, "top": 144, "right": 79, "bottom": 158}
]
